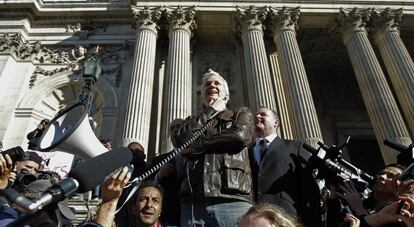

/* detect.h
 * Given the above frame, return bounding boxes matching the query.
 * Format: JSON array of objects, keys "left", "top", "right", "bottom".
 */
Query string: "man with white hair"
[{"left": 170, "top": 69, "right": 254, "bottom": 227}]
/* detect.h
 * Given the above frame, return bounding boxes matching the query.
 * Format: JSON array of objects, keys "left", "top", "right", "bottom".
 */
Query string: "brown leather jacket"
[{"left": 171, "top": 106, "right": 254, "bottom": 203}]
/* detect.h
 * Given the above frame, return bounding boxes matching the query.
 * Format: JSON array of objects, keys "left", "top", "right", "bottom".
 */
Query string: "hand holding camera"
[{"left": 0, "top": 146, "right": 24, "bottom": 189}]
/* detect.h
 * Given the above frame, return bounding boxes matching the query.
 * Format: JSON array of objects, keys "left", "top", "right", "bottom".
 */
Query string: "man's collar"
[{"left": 255, "top": 133, "right": 277, "bottom": 145}]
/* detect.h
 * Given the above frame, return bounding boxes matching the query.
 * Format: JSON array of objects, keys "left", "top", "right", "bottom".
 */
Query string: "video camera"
[
  {"left": 15, "top": 170, "right": 53, "bottom": 187},
  {"left": 384, "top": 139, "right": 414, "bottom": 167},
  {"left": 303, "top": 137, "right": 374, "bottom": 193}
]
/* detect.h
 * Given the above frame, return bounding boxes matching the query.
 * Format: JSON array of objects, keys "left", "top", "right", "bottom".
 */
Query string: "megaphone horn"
[{"left": 38, "top": 103, "right": 108, "bottom": 159}]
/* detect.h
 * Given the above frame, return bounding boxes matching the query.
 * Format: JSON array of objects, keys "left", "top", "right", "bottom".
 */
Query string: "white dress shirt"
[{"left": 254, "top": 133, "right": 277, "bottom": 164}]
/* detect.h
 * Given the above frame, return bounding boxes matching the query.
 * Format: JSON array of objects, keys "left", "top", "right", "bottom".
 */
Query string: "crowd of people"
[{"left": 0, "top": 69, "right": 413, "bottom": 227}]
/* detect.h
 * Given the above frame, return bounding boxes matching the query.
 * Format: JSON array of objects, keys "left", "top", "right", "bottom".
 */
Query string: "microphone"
[
  {"left": 8, "top": 148, "right": 132, "bottom": 213},
  {"left": 384, "top": 139, "right": 409, "bottom": 153}
]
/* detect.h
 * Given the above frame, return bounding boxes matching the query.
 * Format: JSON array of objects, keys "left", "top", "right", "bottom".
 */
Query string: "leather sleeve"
[
  {"left": 172, "top": 106, "right": 254, "bottom": 157},
  {"left": 170, "top": 106, "right": 218, "bottom": 149}
]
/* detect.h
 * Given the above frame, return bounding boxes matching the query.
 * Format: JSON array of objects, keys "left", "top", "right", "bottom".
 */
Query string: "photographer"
[
  {"left": 327, "top": 164, "right": 414, "bottom": 226},
  {"left": 8, "top": 151, "right": 44, "bottom": 190},
  {"left": 15, "top": 151, "right": 43, "bottom": 175},
  {"left": 27, "top": 119, "right": 50, "bottom": 150},
  {"left": 0, "top": 146, "right": 26, "bottom": 189}
]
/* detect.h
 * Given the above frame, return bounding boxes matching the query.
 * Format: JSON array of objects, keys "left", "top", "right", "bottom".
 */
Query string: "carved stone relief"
[
  {"left": 0, "top": 33, "right": 41, "bottom": 60},
  {"left": 0, "top": 33, "right": 131, "bottom": 88},
  {"left": 65, "top": 22, "right": 108, "bottom": 40}
]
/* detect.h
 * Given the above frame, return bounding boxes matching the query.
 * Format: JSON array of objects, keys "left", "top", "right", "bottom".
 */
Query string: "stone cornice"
[
  {"left": 133, "top": 1, "right": 414, "bottom": 14},
  {"left": 0, "top": 8, "right": 133, "bottom": 26}
]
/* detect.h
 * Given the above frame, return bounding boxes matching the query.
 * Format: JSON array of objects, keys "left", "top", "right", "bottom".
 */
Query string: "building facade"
[{"left": 0, "top": 0, "right": 413, "bottom": 174}]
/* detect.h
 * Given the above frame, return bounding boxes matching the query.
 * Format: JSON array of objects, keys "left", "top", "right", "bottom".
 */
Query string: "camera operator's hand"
[
  {"left": 344, "top": 213, "right": 360, "bottom": 227},
  {"left": 0, "top": 153, "right": 14, "bottom": 189},
  {"left": 364, "top": 196, "right": 414, "bottom": 227},
  {"left": 397, "top": 178, "right": 414, "bottom": 198},
  {"left": 337, "top": 180, "right": 367, "bottom": 216}
]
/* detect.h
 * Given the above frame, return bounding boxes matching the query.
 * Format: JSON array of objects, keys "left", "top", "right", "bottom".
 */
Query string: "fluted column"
[
  {"left": 372, "top": 8, "right": 414, "bottom": 136},
  {"left": 337, "top": 8, "right": 411, "bottom": 164},
  {"left": 121, "top": 6, "right": 161, "bottom": 149},
  {"left": 235, "top": 6, "right": 277, "bottom": 110},
  {"left": 269, "top": 7, "right": 322, "bottom": 147},
  {"left": 163, "top": 6, "right": 196, "bottom": 151},
  {"left": 268, "top": 52, "right": 294, "bottom": 139}
]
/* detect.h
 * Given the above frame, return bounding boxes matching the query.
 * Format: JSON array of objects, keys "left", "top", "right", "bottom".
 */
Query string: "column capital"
[
  {"left": 336, "top": 8, "right": 371, "bottom": 43},
  {"left": 371, "top": 8, "right": 403, "bottom": 36},
  {"left": 165, "top": 6, "right": 197, "bottom": 35},
  {"left": 269, "top": 7, "right": 300, "bottom": 35},
  {"left": 131, "top": 6, "right": 162, "bottom": 33},
  {"left": 234, "top": 6, "right": 268, "bottom": 34}
]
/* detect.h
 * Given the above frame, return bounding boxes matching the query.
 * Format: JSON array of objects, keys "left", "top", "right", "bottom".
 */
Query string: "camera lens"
[
  {"left": 2, "top": 146, "right": 24, "bottom": 163},
  {"left": 20, "top": 174, "right": 37, "bottom": 187}
]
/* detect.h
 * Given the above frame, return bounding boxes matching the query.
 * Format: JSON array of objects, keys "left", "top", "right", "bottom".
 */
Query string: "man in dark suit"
[{"left": 250, "top": 107, "right": 322, "bottom": 227}]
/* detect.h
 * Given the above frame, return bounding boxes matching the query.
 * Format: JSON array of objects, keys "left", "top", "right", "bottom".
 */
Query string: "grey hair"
[{"left": 201, "top": 69, "right": 230, "bottom": 101}]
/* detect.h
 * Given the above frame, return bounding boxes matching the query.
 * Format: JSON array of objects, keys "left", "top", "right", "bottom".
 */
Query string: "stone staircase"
[{"left": 67, "top": 194, "right": 101, "bottom": 225}]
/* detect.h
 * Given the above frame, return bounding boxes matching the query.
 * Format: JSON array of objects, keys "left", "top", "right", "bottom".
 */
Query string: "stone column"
[
  {"left": 163, "top": 6, "right": 196, "bottom": 151},
  {"left": 121, "top": 6, "right": 161, "bottom": 149},
  {"left": 372, "top": 8, "right": 414, "bottom": 136},
  {"left": 235, "top": 6, "right": 277, "bottom": 110},
  {"left": 269, "top": 7, "right": 323, "bottom": 147},
  {"left": 268, "top": 52, "right": 294, "bottom": 139},
  {"left": 337, "top": 8, "right": 412, "bottom": 164}
]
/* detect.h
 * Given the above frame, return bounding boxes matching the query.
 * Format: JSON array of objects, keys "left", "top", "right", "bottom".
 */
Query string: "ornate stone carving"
[
  {"left": 29, "top": 64, "right": 79, "bottom": 88},
  {"left": 235, "top": 6, "right": 268, "bottom": 34},
  {"left": 269, "top": 7, "right": 300, "bottom": 34},
  {"left": 0, "top": 33, "right": 41, "bottom": 60},
  {"left": 371, "top": 8, "right": 402, "bottom": 35},
  {"left": 29, "top": 45, "right": 126, "bottom": 88},
  {"left": 165, "top": 6, "right": 197, "bottom": 34},
  {"left": 336, "top": 8, "right": 371, "bottom": 44},
  {"left": 131, "top": 6, "right": 163, "bottom": 33},
  {"left": 66, "top": 23, "right": 82, "bottom": 33},
  {"left": 65, "top": 22, "right": 108, "bottom": 40}
]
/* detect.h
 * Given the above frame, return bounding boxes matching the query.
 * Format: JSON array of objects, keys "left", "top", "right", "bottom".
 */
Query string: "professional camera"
[
  {"left": 16, "top": 170, "right": 53, "bottom": 187},
  {"left": 0, "top": 146, "right": 24, "bottom": 163},
  {"left": 303, "top": 137, "right": 374, "bottom": 194}
]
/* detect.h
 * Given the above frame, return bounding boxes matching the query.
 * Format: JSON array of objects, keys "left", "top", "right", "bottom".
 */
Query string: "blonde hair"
[{"left": 238, "top": 203, "right": 303, "bottom": 227}]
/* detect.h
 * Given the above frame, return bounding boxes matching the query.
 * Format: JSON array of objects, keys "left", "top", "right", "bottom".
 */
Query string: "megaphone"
[{"left": 38, "top": 103, "right": 108, "bottom": 159}]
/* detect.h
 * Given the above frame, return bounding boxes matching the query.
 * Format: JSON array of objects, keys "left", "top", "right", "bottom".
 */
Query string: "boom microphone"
[{"left": 384, "top": 139, "right": 414, "bottom": 166}]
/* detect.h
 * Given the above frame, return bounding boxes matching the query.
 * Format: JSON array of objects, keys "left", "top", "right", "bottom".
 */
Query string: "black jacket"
[
  {"left": 171, "top": 106, "right": 254, "bottom": 203},
  {"left": 249, "top": 137, "right": 323, "bottom": 227}
]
